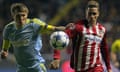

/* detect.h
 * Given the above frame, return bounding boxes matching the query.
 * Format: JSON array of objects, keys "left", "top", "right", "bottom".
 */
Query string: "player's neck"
[
  {"left": 89, "top": 22, "right": 97, "bottom": 27},
  {"left": 15, "top": 22, "right": 26, "bottom": 29}
]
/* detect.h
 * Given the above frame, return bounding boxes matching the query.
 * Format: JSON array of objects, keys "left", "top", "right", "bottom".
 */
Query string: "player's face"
[
  {"left": 86, "top": 7, "right": 99, "bottom": 25},
  {"left": 12, "top": 11, "right": 28, "bottom": 27}
]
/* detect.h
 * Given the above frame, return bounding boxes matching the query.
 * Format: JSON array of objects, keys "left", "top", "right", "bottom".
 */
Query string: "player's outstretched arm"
[
  {"left": 54, "top": 23, "right": 75, "bottom": 31},
  {"left": 54, "top": 26, "right": 65, "bottom": 31},
  {"left": 46, "top": 22, "right": 75, "bottom": 31}
]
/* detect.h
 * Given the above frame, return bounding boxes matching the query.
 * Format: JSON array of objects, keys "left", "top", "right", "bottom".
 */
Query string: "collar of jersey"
[{"left": 14, "top": 19, "right": 31, "bottom": 30}]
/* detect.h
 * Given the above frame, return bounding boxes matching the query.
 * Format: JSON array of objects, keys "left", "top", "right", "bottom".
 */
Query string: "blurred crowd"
[{"left": 0, "top": 0, "right": 120, "bottom": 71}]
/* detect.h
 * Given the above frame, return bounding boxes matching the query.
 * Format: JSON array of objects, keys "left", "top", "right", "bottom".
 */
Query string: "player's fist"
[
  {"left": 1, "top": 50, "right": 8, "bottom": 59},
  {"left": 49, "top": 59, "right": 60, "bottom": 69},
  {"left": 66, "top": 23, "right": 75, "bottom": 29}
]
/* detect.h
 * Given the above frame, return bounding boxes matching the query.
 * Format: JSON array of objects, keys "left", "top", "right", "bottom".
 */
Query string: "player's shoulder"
[
  {"left": 4, "top": 21, "right": 15, "bottom": 28},
  {"left": 97, "top": 22, "right": 104, "bottom": 27},
  {"left": 68, "top": 19, "right": 86, "bottom": 30},
  {"left": 97, "top": 22, "right": 106, "bottom": 31},
  {"left": 32, "top": 18, "right": 40, "bottom": 22},
  {"left": 31, "top": 18, "right": 46, "bottom": 24}
]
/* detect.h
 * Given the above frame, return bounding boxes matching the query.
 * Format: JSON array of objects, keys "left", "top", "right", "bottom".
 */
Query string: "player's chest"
[
  {"left": 78, "top": 26, "right": 105, "bottom": 43},
  {"left": 9, "top": 26, "right": 35, "bottom": 41}
]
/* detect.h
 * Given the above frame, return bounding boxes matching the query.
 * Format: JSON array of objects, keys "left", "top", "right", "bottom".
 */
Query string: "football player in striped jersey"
[{"left": 50, "top": 0, "right": 112, "bottom": 72}]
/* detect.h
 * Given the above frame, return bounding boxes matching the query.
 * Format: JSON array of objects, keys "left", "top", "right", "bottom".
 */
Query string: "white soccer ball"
[{"left": 50, "top": 31, "right": 69, "bottom": 50}]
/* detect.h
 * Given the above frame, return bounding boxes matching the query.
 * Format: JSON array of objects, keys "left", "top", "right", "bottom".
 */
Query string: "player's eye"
[
  {"left": 18, "top": 13, "right": 25, "bottom": 16},
  {"left": 88, "top": 12, "right": 97, "bottom": 15},
  {"left": 19, "top": 14, "right": 25, "bottom": 17}
]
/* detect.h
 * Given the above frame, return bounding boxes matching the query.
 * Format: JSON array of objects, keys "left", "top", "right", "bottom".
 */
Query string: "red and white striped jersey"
[
  {"left": 65, "top": 20, "right": 111, "bottom": 71},
  {"left": 53, "top": 20, "right": 111, "bottom": 72}
]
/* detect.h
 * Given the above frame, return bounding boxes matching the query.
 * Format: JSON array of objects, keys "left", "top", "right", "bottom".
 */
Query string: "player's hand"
[
  {"left": 66, "top": 23, "right": 75, "bottom": 29},
  {"left": 0, "top": 50, "right": 8, "bottom": 59},
  {"left": 108, "top": 69, "right": 112, "bottom": 72},
  {"left": 49, "top": 59, "right": 60, "bottom": 69}
]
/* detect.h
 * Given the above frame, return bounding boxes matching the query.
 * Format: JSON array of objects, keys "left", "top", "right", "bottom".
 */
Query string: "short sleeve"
[
  {"left": 3, "top": 25, "right": 10, "bottom": 40},
  {"left": 32, "top": 18, "right": 55, "bottom": 33}
]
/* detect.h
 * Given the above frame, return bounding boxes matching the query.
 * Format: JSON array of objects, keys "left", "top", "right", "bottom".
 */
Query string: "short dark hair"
[
  {"left": 10, "top": 3, "right": 29, "bottom": 14},
  {"left": 87, "top": 0, "right": 99, "bottom": 9}
]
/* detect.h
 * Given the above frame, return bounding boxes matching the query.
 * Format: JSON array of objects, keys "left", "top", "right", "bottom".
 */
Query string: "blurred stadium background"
[{"left": 0, "top": 0, "right": 120, "bottom": 72}]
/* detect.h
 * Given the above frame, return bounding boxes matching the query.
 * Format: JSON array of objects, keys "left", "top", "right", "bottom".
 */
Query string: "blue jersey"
[
  {"left": 35, "top": 35, "right": 45, "bottom": 62},
  {"left": 3, "top": 18, "right": 54, "bottom": 71}
]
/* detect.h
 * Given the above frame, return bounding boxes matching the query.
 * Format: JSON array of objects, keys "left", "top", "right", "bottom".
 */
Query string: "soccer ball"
[{"left": 50, "top": 31, "right": 69, "bottom": 50}]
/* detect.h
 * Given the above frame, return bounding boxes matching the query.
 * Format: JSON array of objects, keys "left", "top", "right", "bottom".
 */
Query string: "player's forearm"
[
  {"left": 54, "top": 26, "right": 65, "bottom": 31},
  {"left": 101, "top": 35, "right": 111, "bottom": 70},
  {"left": 46, "top": 25, "right": 65, "bottom": 31},
  {"left": 102, "top": 44, "right": 111, "bottom": 70},
  {"left": 2, "top": 39, "right": 10, "bottom": 51},
  {"left": 104, "top": 48, "right": 111, "bottom": 70},
  {"left": 47, "top": 22, "right": 75, "bottom": 31},
  {"left": 54, "top": 23, "right": 75, "bottom": 31}
]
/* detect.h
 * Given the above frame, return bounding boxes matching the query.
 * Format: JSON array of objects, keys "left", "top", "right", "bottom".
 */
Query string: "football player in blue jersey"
[{"left": 0, "top": 3, "right": 67, "bottom": 72}]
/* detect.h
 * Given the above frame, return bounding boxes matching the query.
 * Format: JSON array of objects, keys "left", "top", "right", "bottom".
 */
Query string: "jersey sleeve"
[
  {"left": 32, "top": 18, "right": 55, "bottom": 33},
  {"left": 3, "top": 25, "right": 10, "bottom": 40},
  {"left": 101, "top": 33, "right": 111, "bottom": 71},
  {"left": 65, "top": 24, "right": 77, "bottom": 39},
  {"left": 53, "top": 49, "right": 61, "bottom": 59},
  {"left": 2, "top": 39, "right": 10, "bottom": 50},
  {"left": 2, "top": 24, "right": 11, "bottom": 50}
]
